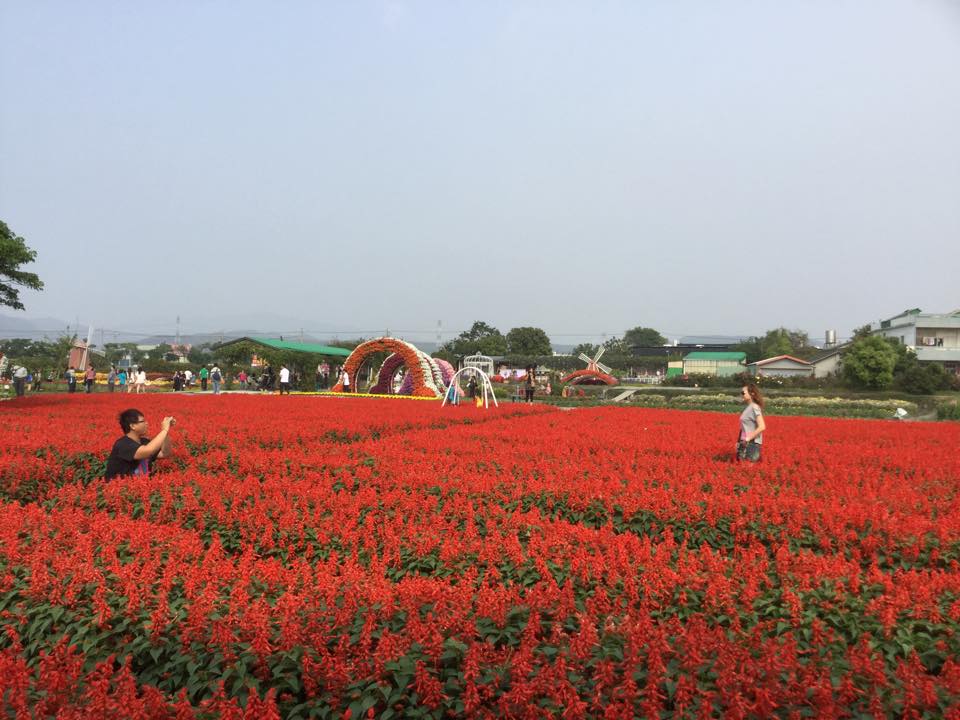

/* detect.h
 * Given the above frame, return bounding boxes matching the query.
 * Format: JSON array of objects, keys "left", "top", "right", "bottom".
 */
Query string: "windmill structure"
[
  {"left": 579, "top": 347, "right": 612, "bottom": 375},
  {"left": 561, "top": 346, "right": 619, "bottom": 386}
]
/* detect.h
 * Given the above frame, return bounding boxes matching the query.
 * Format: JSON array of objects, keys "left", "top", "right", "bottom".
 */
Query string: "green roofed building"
[
  {"left": 682, "top": 351, "right": 747, "bottom": 377},
  {"left": 214, "top": 336, "right": 352, "bottom": 358}
]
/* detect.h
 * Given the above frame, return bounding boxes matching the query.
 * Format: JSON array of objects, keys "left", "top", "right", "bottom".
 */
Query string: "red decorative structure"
[
  {"left": 332, "top": 338, "right": 444, "bottom": 398},
  {"left": 561, "top": 347, "right": 619, "bottom": 386}
]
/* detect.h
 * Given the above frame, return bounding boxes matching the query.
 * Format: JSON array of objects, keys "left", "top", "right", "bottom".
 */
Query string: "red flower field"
[{"left": 1, "top": 394, "right": 959, "bottom": 718}]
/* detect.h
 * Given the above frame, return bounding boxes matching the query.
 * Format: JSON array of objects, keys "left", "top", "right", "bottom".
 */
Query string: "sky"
[{"left": 1, "top": 0, "right": 958, "bottom": 347}]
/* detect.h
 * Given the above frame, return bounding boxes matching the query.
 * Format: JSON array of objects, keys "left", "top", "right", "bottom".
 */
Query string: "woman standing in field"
[
  {"left": 134, "top": 366, "right": 147, "bottom": 394},
  {"left": 737, "top": 383, "right": 766, "bottom": 462}
]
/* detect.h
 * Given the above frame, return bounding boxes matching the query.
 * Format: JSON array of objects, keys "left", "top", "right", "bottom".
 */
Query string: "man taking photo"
[{"left": 104, "top": 408, "right": 176, "bottom": 479}]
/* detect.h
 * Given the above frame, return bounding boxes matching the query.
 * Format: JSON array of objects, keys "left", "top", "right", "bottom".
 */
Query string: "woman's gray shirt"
[{"left": 740, "top": 403, "right": 763, "bottom": 444}]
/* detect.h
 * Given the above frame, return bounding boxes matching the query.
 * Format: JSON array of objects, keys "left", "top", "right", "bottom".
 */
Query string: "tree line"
[
  {"left": 2, "top": 218, "right": 953, "bottom": 395},
  {"left": 437, "top": 321, "right": 667, "bottom": 362}
]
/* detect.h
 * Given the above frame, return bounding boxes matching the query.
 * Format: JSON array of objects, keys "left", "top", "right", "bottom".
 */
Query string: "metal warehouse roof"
[
  {"left": 215, "top": 336, "right": 352, "bottom": 357},
  {"left": 683, "top": 351, "right": 746, "bottom": 361}
]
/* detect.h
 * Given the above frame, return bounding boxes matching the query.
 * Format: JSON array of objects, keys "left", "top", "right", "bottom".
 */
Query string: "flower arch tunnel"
[
  {"left": 332, "top": 337, "right": 446, "bottom": 398},
  {"left": 368, "top": 352, "right": 408, "bottom": 395},
  {"left": 399, "top": 357, "right": 454, "bottom": 396}
]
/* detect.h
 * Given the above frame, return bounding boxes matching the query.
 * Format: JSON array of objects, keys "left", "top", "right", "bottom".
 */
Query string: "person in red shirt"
[{"left": 84, "top": 365, "right": 97, "bottom": 393}]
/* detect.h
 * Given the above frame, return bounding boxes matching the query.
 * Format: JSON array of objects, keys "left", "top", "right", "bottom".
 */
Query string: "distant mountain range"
[{"left": 0, "top": 313, "right": 76, "bottom": 338}]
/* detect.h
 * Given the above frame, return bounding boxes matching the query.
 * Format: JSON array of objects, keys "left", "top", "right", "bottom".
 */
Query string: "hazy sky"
[{"left": 2, "top": 0, "right": 958, "bottom": 345}]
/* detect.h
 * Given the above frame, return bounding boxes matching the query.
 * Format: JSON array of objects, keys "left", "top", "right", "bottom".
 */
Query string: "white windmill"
[{"left": 579, "top": 347, "right": 612, "bottom": 375}]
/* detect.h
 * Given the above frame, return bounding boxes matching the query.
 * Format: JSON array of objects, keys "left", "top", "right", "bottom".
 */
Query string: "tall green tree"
[
  {"left": 851, "top": 324, "right": 873, "bottom": 341},
  {"left": 843, "top": 335, "right": 897, "bottom": 389},
  {"left": 442, "top": 321, "right": 507, "bottom": 357},
  {"left": 602, "top": 336, "right": 628, "bottom": 354},
  {"left": 761, "top": 329, "right": 795, "bottom": 358},
  {"left": 735, "top": 327, "right": 818, "bottom": 363},
  {"left": 571, "top": 342, "right": 599, "bottom": 358},
  {"left": 623, "top": 326, "right": 667, "bottom": 349},
  {"left": 0, "top": 221, "right": 43, "bottom": 310},
  {"left": 506, "top": 327, "right": 552, "bottom": 356}
]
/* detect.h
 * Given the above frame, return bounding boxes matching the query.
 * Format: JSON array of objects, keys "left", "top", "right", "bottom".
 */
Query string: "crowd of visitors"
[{"left": 5, "top": 360, "right": 367, "bottom": 396}]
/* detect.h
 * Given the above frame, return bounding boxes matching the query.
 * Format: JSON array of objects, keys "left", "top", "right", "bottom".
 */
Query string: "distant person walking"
[
  {"left": 107, "top": 366, "right": 117, "bottom": 393},
  {"left": 134, "top": 367, "right": 147, "bottom": 394},
  {"left": 84, "top": 365, "right": 96, "bottom": 393},
  {"left": 211, "top": 364, "right": 223, "bottom": 394},
  {"left": 736, "top": 383, "right": 766, "bottom": 462},
  {"left": 340, "top": 368, "right": 351, "bottom": 393},
  {"left": 118, "top": 368, "right": 128, "bottom": 391},
  {"left": 199, "top": 366, "right": 209, "bottom": 391},
  {"left": 237, "top": 370, "right": 248, "bottom": 390},
  {"left": 66, "top": 367, "right": 77, "bottom": 393},
  {"left": 12, "top": 365, "right": 28, "bottom": 397},
  {"left": 279, "top": 364, "right": 291, "bottom": 394},
  {"left": 524, "top": 366, "right": 536, "bottom": 403}
]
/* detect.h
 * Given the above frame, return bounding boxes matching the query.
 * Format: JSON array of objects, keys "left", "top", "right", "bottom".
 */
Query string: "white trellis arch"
[
  {"left": 463, "top": 354, "right": 495, "bottom": 377},
  {"left": 442, "top": 366, "right": 499, "bottom": 409}
]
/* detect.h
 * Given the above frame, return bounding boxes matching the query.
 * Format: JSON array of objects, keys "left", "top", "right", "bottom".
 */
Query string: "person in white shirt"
[
  {"left": 279, "top": 365, "right": 291, "bottom": 395},
  {"left": 12, "top": 365, "right": 28, "bottom": 397},
  {"left": 135, "top": 367, "right": 147, "bottom": 394},
  {"left": 340, "top": 368, "right": 351, "bottom": 393}
]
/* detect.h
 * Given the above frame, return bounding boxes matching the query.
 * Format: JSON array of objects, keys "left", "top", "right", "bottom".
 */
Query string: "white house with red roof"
[{"left": 746, "top": 355, "right": 814, "bottom": 378}]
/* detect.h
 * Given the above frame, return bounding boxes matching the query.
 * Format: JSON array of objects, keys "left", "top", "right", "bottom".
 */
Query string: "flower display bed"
[{"left": 1, "top": 395, "right": 959, "bottom": 717}]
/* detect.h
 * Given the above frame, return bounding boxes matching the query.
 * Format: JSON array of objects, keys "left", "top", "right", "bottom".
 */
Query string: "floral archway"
[
  {"left": 398, "top": 357, "right": 454, "bottom": 396},
  {"left": 368, "top": 352, "right": 408, "bottom": 394},
  {"left": 333, "top": 338, "right": 446, "bottom": 398}
]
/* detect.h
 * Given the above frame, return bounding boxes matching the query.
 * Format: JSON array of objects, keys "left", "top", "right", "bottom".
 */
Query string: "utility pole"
[
  {"left": 300, "top": 328, "right": 304, "bottom": 343},
  {"left": 176, "top": 315, "right": 181, "bottom": 347}
]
